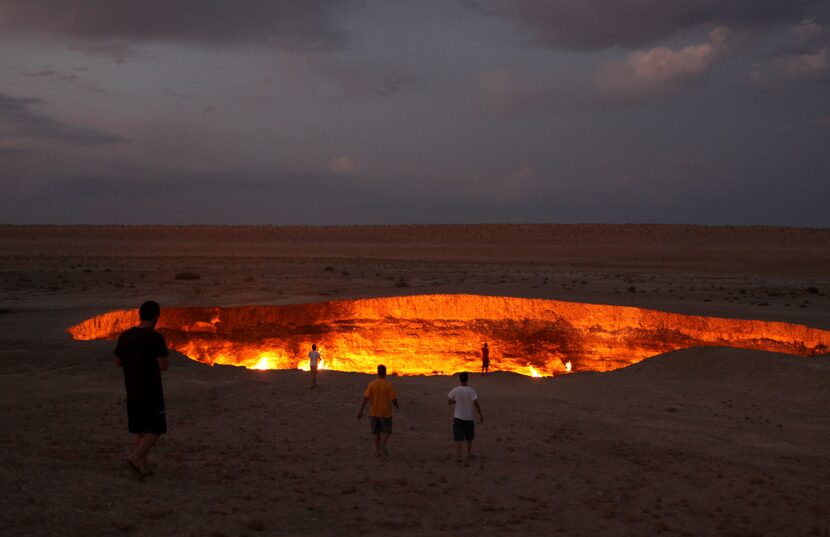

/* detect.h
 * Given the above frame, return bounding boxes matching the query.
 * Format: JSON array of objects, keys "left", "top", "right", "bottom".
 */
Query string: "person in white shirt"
[
  {"left": 447, "top": 372, "right": 483, "bottom": 460},
  {"left": 308, "top": 344, "right": 321, "bottom": 389}
]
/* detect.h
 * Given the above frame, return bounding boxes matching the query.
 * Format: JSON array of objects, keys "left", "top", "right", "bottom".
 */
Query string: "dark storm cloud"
[
  {"left": 22, "top": 69, "right": 107, "bottom": 94},
  {"left": 467, "top": 0, "right": 825, "bottom": 50},
  {"left": 0, "top": 0, "right": 350, "bottom": 52},
  {"left": 0, "top": 93, "right": 127, "bottom": 145},
  {"left": 326, "top": 63, "right": 424, "bottom": 98}
]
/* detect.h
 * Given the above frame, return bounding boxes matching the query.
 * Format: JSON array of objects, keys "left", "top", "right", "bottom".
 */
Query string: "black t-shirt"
[{"left": 114, "top": 327, "right": 169, "bottom": 402}]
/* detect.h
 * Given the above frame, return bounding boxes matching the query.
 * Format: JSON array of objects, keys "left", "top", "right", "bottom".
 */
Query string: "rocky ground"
[{"left": 0, "top": 224, "right": 828, "bottom": 536}]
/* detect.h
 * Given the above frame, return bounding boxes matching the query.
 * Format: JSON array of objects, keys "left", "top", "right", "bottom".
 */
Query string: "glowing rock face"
[{"left": 67, "top": 294, "right": 830, "bottom": 376}]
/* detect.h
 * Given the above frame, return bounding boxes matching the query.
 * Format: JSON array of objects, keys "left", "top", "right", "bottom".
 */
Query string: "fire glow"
[{"left": 67, "top": 294, "right": 830, "bottom": 376}]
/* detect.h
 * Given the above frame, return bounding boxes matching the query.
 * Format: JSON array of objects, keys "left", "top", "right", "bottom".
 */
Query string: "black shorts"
[
  {"left": 127, "top": 398, "right": 167, "bottom": 435},
  {"left": 370, "top": 416, "right": 393, "bottom": 435},
  {"left": 453, "top": 418, "right": 475, "bottom": 441}
]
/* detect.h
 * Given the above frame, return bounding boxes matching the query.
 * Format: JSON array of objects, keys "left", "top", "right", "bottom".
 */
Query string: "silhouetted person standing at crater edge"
[
  {"left": 308, "top": 344, "right": 320, "bottom": 389},
  {"left": 481, "top": 342, "right": 490, "bottom": 375},
  {"left": 114, "top": 300, "right": 169, "bottom": 480}
]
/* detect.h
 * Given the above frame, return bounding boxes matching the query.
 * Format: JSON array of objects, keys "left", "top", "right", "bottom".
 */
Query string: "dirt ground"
[{"left": 1, "top": 224, "right": 828, "bottom": 537}]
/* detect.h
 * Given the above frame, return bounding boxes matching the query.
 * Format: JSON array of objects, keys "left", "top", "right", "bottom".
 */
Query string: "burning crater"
[{"left": 68, "top": 294, "right": 830, "bottom": 377}]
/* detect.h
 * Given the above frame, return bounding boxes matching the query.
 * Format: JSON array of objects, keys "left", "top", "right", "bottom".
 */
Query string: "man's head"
[
  {"left": 459, "top": 372, "right": 469, "bottom": 384},
  {"left": 312, "top": 344, "right": 317, "bottom": 351},
  {"left": 377, "top": 364, "right": 387, "bottom": 378},
  {"left": 139, "top": 300, "right": 161, "bottom": 325}
]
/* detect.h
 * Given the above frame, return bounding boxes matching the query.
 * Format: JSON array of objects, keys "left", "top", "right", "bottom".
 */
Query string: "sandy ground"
[{"left": 0, "top": 224, "right": 828, "bottom": 537}]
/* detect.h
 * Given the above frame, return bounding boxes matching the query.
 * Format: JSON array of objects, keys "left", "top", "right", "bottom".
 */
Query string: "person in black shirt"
[{"left": 114, "top": 300, "right": 169, "bottom": 479}]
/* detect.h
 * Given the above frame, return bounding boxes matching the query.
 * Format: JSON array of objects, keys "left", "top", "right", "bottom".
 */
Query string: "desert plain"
[{"left": 1, "top": 224, "right": 829, "bottom": 537}]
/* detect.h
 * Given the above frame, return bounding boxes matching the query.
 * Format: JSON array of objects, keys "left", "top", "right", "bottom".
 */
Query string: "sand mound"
[{"left": 608, "top": 346, "right": 830, "bottom": 396}]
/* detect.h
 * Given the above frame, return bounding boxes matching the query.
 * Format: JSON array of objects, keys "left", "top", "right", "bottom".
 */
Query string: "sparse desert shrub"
[
  {"left": 174, "top": 272, "right": 201, "bottom": 281},
  {"left": 395, "top": 278, "right": 410, "bottom": 288},
  {"left": 324, "top": 266, "right": 334, "bottom": 271},
  {"left": 627, "top": 286, "right": 636, "bottom": 293},
  {"left": 806, "top": 287, "right": 820, "bottom": 294}
]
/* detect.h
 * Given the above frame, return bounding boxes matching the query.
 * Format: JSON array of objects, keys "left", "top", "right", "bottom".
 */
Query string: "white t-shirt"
[
  {"left": 448, "top": 385, "right": 478, "bottom": 421},
  {"left": 308, "top": 350, "right": 320, "bottom": 367}
]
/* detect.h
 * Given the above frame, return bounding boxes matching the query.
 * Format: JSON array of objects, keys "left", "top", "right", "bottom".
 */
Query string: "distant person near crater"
[{"left": 308, "top": 344, "right": 320, "bottom": 389}]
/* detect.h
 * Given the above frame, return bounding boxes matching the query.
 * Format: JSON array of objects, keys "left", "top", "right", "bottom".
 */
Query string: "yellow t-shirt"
[{"left": 364, "top": 378, "right": 397, "bottom": 418}]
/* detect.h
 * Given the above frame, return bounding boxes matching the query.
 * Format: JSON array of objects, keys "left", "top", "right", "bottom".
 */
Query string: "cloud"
[
  {"left": 329, "top": 155, "right": 358, "bottom": 174},
  {"left": 751, "top": 20, "right": 829, "bottom": 83},
  {"left": 22, "top": 69, "right": 107, "bottom": 94},
  {"left": 0, "top": 0, "right": 351, "bottom": 55},
  {"left": 323, "top": 62, "right": 423, "bottom": 99},
  {"left": 595, "top": 27, "right": 729, "bottom": 98},
  {"left": 163, "top": 87, "right": 197, "bottom": 99},
  {"left": 772, "top": 47, "right": 828, "bottom": 77},
  {"left": 467, "top": 0, "right": 823, "bottom": 50},
  {"left": 794, "top": 18, "right": 827, "bottom": 43},
  {"left": 0, "top": 93, "right": 128, "bottom": 145}
]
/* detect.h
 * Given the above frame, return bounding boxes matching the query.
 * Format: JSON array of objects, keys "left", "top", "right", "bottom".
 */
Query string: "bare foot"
[{"left": 126, "top": 459, "right": 145, "bottom": 481}]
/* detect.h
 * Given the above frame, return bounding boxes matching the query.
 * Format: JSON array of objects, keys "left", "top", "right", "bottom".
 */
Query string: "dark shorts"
[
  {"left": 370, "top": 416, "right": 393, "bottom": 435},
  {"left": 127, "top": 398, "right": 167, "bottom": 435},
  {"left": 453, "top": 418, "right": 475, "bottom": 441}
]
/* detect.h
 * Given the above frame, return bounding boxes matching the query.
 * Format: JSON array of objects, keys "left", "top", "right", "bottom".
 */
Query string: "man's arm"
[
  {"left": 357, "top": 397, "right": 369, "bottom": 419},
  {"left": 448, "top": 398, "right": 455, "bottom": 406},
  {"left": 475, "top": 400, "right": 483, "bottom": 424},
  {"left": 114, "top": 355, "right": 122, "bottom": 367},
  {"left": 157, "top": 356, "right": 169, "bottom": 371},
  {"left": 392, "top": 397, "right": 399, "bottom": 409}
]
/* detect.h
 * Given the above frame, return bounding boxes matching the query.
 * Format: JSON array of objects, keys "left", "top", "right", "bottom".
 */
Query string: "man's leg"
[
  {"left": 466, "top": 439, "right": 473, "bottom": 457},
  {"left": 455, "top": 441, "right": 462, "bottom": 460},
  {"left": 373, "top": 433, "right": 382, "bottom": 456},
  {"left": 379, "top": 433, "right": 391, "bottom": 456},
  {"left": 129, "top": 433, "right": 159, "bottom": 473}
]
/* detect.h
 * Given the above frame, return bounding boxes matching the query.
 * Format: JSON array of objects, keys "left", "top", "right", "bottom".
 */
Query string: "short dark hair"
[
  {"left": 139, "top": 300, "right": 161, "bottom": 321},
  {"left": 377, "top": 364, "right": 387, "bottom": 377},
  {"left": 312, "top": 344, "right": 317, "bottom": 350},
  {"left": 459, "top": 372, "right": 469, "bottom": 383}
]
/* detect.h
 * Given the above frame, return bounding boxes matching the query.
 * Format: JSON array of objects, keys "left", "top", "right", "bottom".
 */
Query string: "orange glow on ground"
[{"left": 67, "top": 294, "right": 830, "bottom": 376}]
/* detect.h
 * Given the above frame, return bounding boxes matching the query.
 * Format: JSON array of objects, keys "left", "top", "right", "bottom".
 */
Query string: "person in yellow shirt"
[{"left": 357, "top": 364, "right": 399, "bottom": 457}]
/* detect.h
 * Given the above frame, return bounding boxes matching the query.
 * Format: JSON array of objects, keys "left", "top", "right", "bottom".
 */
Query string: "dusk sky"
[{"left": 1, "top": 1, "right": 828, "bottom": 226}]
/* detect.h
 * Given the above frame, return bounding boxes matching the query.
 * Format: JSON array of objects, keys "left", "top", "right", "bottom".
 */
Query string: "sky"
[{"left": 1, "top": 0, "right": 829, "bottom": 226}]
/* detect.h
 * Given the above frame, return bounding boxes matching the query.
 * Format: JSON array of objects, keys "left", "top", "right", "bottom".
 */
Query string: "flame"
[{"left": 66, "top": 294, "right": 830, "bottom": 377}]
